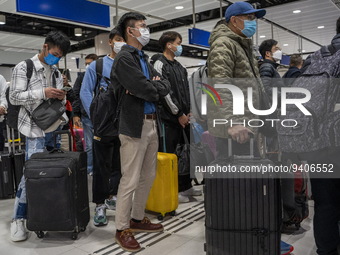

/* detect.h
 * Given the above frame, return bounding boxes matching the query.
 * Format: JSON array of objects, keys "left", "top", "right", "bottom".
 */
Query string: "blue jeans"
[
  {"left": 82, "top": 116, "right": 93, "bottom": 174},
  {"left": 12, "top": 136, "right": 45, "bottom": 219}
]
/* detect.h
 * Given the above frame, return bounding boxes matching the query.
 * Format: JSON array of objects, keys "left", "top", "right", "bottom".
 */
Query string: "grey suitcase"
[{"left": 204, "top": 138, "right": 281, "bottom": 255}]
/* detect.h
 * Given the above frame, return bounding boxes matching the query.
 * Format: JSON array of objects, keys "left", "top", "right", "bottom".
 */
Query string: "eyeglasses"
[{"left": 236, "top": 14, "right": 256, "bottom": 21}]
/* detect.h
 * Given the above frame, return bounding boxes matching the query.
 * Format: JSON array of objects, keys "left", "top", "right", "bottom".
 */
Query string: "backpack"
[
  {"left": 89, "top": 58, "right": 122, "bottom": 139},
  {"left": 277, "top": 45, "right": 340, "bottom": 156},
  {"left": 189, "top": 64, "right": 208, "bottom": 129},
  {"left": 6, "top": 59, "right": 34, "bottom": 130}
]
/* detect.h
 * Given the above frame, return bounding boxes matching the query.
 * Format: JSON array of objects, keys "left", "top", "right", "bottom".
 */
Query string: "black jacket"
[
  {"left": 259, "top": 59, "right": 285, "bottom": 101},
  {"left": 282, "top": 66, "right": 301, "bottom": 86},
  {"left": 72, "top": 72, "right": 88, "bottom": 118},
  {"left": 111, "top": 45, "right": 171, "bottom": 138},
  {"left": 153, "top": 55, "right": 190, "bottom": 126}
]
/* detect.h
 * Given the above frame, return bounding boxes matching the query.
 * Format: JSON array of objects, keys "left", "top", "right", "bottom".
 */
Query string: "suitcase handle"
[
  {"left": 228, "top": 134, "right": 254, "bottom": 157},
  {"left": 53, "top": 130, "right": 72, "bottom": 151}
]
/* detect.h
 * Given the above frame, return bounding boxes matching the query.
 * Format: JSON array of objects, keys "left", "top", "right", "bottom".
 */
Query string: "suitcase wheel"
[
  {"left": 71, "top": 232, "right": 78, "bottom": 240},
  {"left": 80, "top": 226, "right": 86, "bottom": 232},
  {"left": 157, "top": 215, "right": 164, "bottom": 221},
  {"left": 35, "top": 231, "right": 44, "bottom": 238},
  {"left": 169, "top": 211, "right": 176, "bottom": 216}
]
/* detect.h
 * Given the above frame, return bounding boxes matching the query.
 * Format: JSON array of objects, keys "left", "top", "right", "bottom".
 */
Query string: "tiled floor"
[{"left": 0, "top": 177, "right": 318, "bottom": 255}]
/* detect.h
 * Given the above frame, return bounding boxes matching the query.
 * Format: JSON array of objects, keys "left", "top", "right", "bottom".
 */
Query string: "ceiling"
[{"left": 0, "top": 0, "right": 338, "bottom": 80}]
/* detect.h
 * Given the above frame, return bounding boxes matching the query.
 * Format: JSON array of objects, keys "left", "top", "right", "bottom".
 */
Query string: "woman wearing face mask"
[{"left": 153, "top": 31, "right": 200, "bottom": 203}]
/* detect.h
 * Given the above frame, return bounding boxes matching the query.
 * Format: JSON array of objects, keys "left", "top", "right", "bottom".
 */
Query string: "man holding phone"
[{"left": 9, "top": 31, "right": 71, "bottom": 242}]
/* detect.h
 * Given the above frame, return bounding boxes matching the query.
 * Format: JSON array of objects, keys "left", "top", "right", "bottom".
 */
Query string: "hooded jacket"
[{"left": 207, "top": 23, "right": 262, "bottom": 138}]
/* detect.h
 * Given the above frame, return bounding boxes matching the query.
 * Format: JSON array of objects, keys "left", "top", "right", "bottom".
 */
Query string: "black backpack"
[
  {"left": 89, "top": 58, "right": 123, "bottom": 139},
  {"left": 6, "top": 59, "right": 34, "bottom": 130},
  {"left": 277, "top": 45, "right": 340, "bottom": 156}
]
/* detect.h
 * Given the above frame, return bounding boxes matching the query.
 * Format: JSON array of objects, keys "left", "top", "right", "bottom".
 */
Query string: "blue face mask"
[
  {"left": 173, "top": 45, "right": 183, "bottom": 57},
  {"left": 241, "top": 20, "right": 257, "bottom": 38},
  {"left": 44, "top": 53, "right": 61, "bottom": 66}
]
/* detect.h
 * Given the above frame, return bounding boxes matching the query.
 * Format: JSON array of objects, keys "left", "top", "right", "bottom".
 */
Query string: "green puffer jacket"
[{"left": 207, "top": 23, "right": 262, "bottom": 138}]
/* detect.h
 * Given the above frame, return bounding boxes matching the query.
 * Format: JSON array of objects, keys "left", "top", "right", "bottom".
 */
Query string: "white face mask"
[
  {"left": 133, "top": 27, "right": 150, "bottom": 46},
  {"left": 272, "top": 50, "right": 283, "bottom": 61},
  {"left": 113, "top": 42, "right": 126, "bottom": 54}
]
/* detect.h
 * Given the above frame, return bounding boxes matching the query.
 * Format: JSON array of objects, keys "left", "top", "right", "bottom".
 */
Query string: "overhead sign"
[
  {"left": 16, "top": 0, "right": 110, "bottom": 27},
  {"left": 188, "top": 28, "right": 210, "bottom": 48}
]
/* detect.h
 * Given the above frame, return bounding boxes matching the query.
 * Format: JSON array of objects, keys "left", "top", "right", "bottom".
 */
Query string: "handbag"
[
  {"left": 175, "top": 130, "right": 190, "bottom": 176},
  {"left": 31, "top": 98, "right": 66, "bottom": 131}
]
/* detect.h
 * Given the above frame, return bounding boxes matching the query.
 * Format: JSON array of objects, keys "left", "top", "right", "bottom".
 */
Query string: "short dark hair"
[
  {"left": 117, "top": 12, "right": 147, "bottom": 41},
  {"left": 159, "top": 31, "right": 182, "bottom": 52},
  {"left": 259, "top": 39, "right": 278, "bottom": 59},
  {"left": 290, "top": 54, "right": 303, "bottom": 67},
  {"left": 85, "top": 54, "right": 98, "bottom": 61},
  {"left": 337, "top": 17, "right": 340, "bottom": 34},
  {"left": 109, "top": 27, "right": 122, "bottom": 40},
  {"left": 44, "top": 31, "right": 71, "bottom": 56}
]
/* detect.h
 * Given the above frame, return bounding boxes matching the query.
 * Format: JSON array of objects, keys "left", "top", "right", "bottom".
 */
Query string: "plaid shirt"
[{"left": 9, "top": 54, "right": 64, "bottom": 138}]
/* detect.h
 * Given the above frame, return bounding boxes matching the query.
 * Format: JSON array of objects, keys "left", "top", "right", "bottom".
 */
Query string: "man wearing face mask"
[
  {"left": 80, "top": 28, "right": 125, "bottom": 227},
  {"left": 153, "top": 31, "right": 201, "bottom": 203},
  {"left": 112, "top": 12, "right": 170, "bottom": 252},
  {"left": 207, "top": 2, "right": 294, "bottom": 254},
  {"left": 259, "top": 39, "right": 285, "bottom": 103},
  {"left": 9, "top": 31, "right": 70, "bottom": 242}
]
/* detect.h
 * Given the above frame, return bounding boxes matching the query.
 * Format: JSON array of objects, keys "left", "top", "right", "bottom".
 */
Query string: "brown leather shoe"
[
  {"left": 130, "top": 217, "right": 164, "bottom": 233},
  {"left": 115, "top": 229, "right": 141, "bottom": 252}
]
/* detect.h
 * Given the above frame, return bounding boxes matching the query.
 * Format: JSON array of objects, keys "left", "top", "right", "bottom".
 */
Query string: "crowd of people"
[{"left": 1, "top": 2, "right": 339, "bottom": 254}]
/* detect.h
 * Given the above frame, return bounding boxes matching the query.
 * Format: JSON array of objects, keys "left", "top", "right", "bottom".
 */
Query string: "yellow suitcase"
[{"left": 146, "top": 152, "right": 178, "bottom": 220}]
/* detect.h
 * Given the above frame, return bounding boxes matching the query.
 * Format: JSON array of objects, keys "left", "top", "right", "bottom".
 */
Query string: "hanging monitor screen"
[
  {"left": 189, "top": 28, "right": 210, "bottom": 48},
  {"left": 16, "top": 0, "right": 110, "bottom": 27}
]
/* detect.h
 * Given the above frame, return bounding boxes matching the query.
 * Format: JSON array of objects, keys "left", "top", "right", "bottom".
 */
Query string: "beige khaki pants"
[{"left": 115, "top": 119, "right": 158, "bottom": 230}]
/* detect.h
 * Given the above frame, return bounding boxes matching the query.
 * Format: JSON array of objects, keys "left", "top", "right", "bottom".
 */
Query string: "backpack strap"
[
  {"left": 94, "top": 58, "right": 110, "bottom": 95},
  {"left": 24, "top": 59, "right": 34, "bottom": 83}
]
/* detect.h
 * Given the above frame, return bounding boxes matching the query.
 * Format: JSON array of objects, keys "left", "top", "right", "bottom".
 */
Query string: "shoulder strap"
[
  {"left": 94, "top": 58, "right": 110, "bottom": 94},
  {"left": 24, "top": 59, "right": 34, "bottom": 83}
]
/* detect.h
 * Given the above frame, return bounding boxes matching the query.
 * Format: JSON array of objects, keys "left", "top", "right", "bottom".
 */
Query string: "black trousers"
[
  {"left": 308, "top": 148, "right": 340, "bottom": 255},
  {"left": 161, "top": 122, "right": 192, "bottom": 192},
  {"left": 92, "top": 136, "right": 121, "bottom": 204}
]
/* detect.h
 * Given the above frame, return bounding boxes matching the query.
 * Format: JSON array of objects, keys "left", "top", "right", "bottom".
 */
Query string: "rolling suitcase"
[
  {"left": 204, "top": 138, "right": 281, "bottom": 255},
  {"left": 146, "top": 152, "right": 178, "bottom": 220},
  {"left": 25, "top": 130, "right": 89, "bottom": 239}
]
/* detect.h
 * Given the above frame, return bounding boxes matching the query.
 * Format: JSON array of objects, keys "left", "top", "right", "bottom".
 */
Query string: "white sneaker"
[
  {"left": 10, "top": 219, "right": 28, "bottom": 242},
  {"left": 178, "top": 193, "right": 190, "bottom": 203},
  {"left": 180, "top": 187, "right": 202, "bottom": 197},
  {"left": 105, "top": 197, "right": 117, "bottom": 210}
]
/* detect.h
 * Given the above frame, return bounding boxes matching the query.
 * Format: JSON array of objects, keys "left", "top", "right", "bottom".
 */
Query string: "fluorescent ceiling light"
[
  {"left": 283, "top": 44, "right": 289, "bottom": 46},
  {"left": 0, "top": 15, "right": 6, "bottom": 25},
  {"left": 259, "top": 35, "right": 266, "bottom": 38},
  {"left": 317, "top": 26, "right": 325, "bottom": 29},
  {"left": 293, "top": 10, "right": 301, "bottom": 13},
  {"left": 175, "top": 6, "right": 184, "bottom": 10},
  {"left": 74, "top": 28, "right": 82, "bottom": 37}
]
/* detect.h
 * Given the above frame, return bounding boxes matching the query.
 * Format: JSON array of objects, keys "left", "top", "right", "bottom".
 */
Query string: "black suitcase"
[
  {"left": 0, "top": 151, "right": 14, "bottom": 198},
  {"left": 204, "top": 138, "right": 281, "bottom": 255},
  {"left": 25, "top": 130, "right": 89, "bottom": 239}
]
